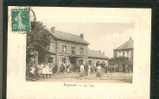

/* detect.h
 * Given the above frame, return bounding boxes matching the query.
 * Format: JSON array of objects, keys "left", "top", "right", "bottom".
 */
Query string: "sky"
[{"left": 31, "top": 7, "right": 135, "bottom": 58}]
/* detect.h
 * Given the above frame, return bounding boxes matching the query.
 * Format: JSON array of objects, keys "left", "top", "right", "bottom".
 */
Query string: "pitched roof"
[
  {"left": 88, "top": 49, "right": 108, "bottom": 59},
  {"left": 115, "top": 38, "right": 133, "bottom": 50},
  {"left": 50, "top": 30, "right": 89, "bottom": 45}
]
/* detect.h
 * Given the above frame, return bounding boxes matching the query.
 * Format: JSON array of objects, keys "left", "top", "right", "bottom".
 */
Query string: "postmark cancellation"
[{"left": 11, "top": 8, "right": 31, "bottom": 32}]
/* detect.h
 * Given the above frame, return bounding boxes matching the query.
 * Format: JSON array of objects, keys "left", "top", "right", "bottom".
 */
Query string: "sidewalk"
[{"left": 37, "top": 72, "right": 132, "bottom": 83}]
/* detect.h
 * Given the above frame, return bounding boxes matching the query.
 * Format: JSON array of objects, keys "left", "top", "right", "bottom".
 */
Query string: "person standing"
[
  {"left": 66, "top": 64, "right": 71, "bottom": 73},
  {"left": 29, "top": 65, "right": 36, "bottom": 80},
  {"left": 84, "top": 63, "right": 88, "bottom": 76},
  {"left": 41, "top": 64, "right": 47, "bottom": 79},
  {"left": 96, "top": 64, "right": 102, "bottom": 77},
  {"left": 37, "top": 64, "right": 42, "bottom": 79},
  {"left": 45, "top": 63, "right": 52, "bottom": 78},
  {"left": 48, "top": 63, "right": 54, "bottom": 75},
  {"left": 60, "top": 63, "right": 65, "bottom": 73},
  {"left": 52, "top": 65, "right": 58, "bottom": 74},
  {"left": 87, "top": 64, "right": 91, "bottom": 76},
  {"left": 80, "top": 63, "right": 85, "bottom": 77},
  {"left": 105, "top": 61, "right": 108, "bottom": 73}
]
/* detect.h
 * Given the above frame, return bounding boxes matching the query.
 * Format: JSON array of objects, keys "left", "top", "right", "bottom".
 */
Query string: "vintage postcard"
[{"left": 7, "top": 6, "right": 151, "bottom": 99}]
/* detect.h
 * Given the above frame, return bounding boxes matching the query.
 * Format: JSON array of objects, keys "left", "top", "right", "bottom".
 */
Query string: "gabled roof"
[
  {"left": 50, "top": 30, "right": 89, "bottom": 45},
  {"left": 115, "top": 37, "right": 133, "bottom": 50},
  {"left": 88, "top": 49, "right": 108, "bottom": 59}
]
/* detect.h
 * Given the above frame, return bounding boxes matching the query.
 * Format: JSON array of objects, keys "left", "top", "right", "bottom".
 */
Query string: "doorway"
[{"left": 69, "top": 56, "right": 78, "bottom": 72}]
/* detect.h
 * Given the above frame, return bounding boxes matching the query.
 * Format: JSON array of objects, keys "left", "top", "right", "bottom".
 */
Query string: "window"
[
  {"left": 80, "top": 47, "right": 84, "bottom": 55},
  {"left": 62, "top": 45, "right": 67, "bottom": 53},
  {"left": 71, "top": 47, "right": 76, "bottom": 54},
  {"left": 48, "top": 57, "right": 53, "bottom": 63},
  {"left": 79, "top": 59, "right": 83, "bottom": 65},
  {"left": 49, "top": 42, "right": 54, "bottom": 50}
]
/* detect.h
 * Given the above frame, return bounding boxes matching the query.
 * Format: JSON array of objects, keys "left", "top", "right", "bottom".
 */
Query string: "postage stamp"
[{"left": 11, "top": 8, "right": 31, "bottom": 32}]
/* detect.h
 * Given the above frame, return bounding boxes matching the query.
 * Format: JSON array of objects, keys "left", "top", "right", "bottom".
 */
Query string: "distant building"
[
  {"left": 109, "top": 38, "right": 133, "bottom": 72},
  {"left": 87, "top": 49, "right": 108, "bottom": 67}
]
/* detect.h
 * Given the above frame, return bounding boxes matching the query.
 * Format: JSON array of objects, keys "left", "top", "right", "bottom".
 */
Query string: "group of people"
[
  {"left": 59, "top": 63, "right": 71, "bottom": 73},
  {"left": 79, "top": 63, "right": 103, "bottom": 77},
  {"left": 27, "top": 62, "right": 107, "bottom": 81},
  {"left": 58, "top": 61, "right": 105, "bottom": 78},
  {"left": 28, "top": 63, "right": 57, "bottom": 81}
]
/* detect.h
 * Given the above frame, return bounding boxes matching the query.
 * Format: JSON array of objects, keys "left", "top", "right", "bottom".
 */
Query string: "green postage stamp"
[{"left": 11, "top": 8, "right": 31, "bottom": 32}]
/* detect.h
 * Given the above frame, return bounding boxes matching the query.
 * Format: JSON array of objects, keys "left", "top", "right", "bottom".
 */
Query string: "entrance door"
[
  {"left": 69, "top": 57, "right": 76, "bottom": 64},
  {"left": 69, "top": 57, "right": 78, "bottom": 72}
]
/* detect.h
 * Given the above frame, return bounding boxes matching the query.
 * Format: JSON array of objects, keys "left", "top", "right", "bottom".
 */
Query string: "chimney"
[
  {"left": 51, "top": 26, "right": 55, "bottom": 33},
  {"left": 129, "top": 37, "right": 132, "bottom": 40},
  {"left": 80, "top": 33, "right": 84, "bottom": 39}
]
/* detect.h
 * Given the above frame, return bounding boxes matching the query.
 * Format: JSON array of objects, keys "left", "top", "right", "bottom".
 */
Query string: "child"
[
  {"left": 41, "top": 64, "right": 47, "bottom": 79},
  {"left": 37, "top": 64, "right": 43, "bottom": 79},
  {"left": 45, "top": 64, "right": 52, "bottom": 78}
]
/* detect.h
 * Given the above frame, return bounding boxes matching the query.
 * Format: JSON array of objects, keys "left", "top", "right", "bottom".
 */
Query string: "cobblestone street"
[{"left": 37, "top": 72, "right": 132, "bottom": 83}]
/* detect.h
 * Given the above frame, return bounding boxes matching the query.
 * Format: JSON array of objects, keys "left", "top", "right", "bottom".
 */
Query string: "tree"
[{"left": 26, "top": 21, "right": 52, "bottom": 65}]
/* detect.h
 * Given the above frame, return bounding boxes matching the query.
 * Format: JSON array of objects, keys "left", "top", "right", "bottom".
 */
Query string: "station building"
[{"left": 38, "top": 27, "right": 108, "bottom": 71}]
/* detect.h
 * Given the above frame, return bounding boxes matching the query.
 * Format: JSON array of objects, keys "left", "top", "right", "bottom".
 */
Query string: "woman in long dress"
[
  {"left": 42, "top": 64, "right": 52, "bottom": 79},
  {"left": 80, "top": 64, "right": 85, "bottom": 77},
  {"left": 96, "top": 65, "right": 102, "bottom": 77},
  {"left": 87, "top": 64, "right": 91, "bottom": 76}
]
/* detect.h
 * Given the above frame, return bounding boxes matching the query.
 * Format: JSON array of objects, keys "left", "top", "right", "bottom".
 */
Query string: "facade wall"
[
  {"left": 49, "top": 38, "right": 56, "bottom": 53},
  {"left": 114, "top": 49, "right": 133, "bottom": 61},
  {"left": 112, "top": 49, "right": 133, "bottom": 72},
  {"left": 49, "top": 39, "right": 88, "bottom": 69},
  {"left": 46, "top": 36, "right": 108, "bottom": 72},
  {"left": 46, "top": 37, "right": 57, "bottom": 65},
  {"left": 56, "top": 40, "right": 88, "bottom": 56}
]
